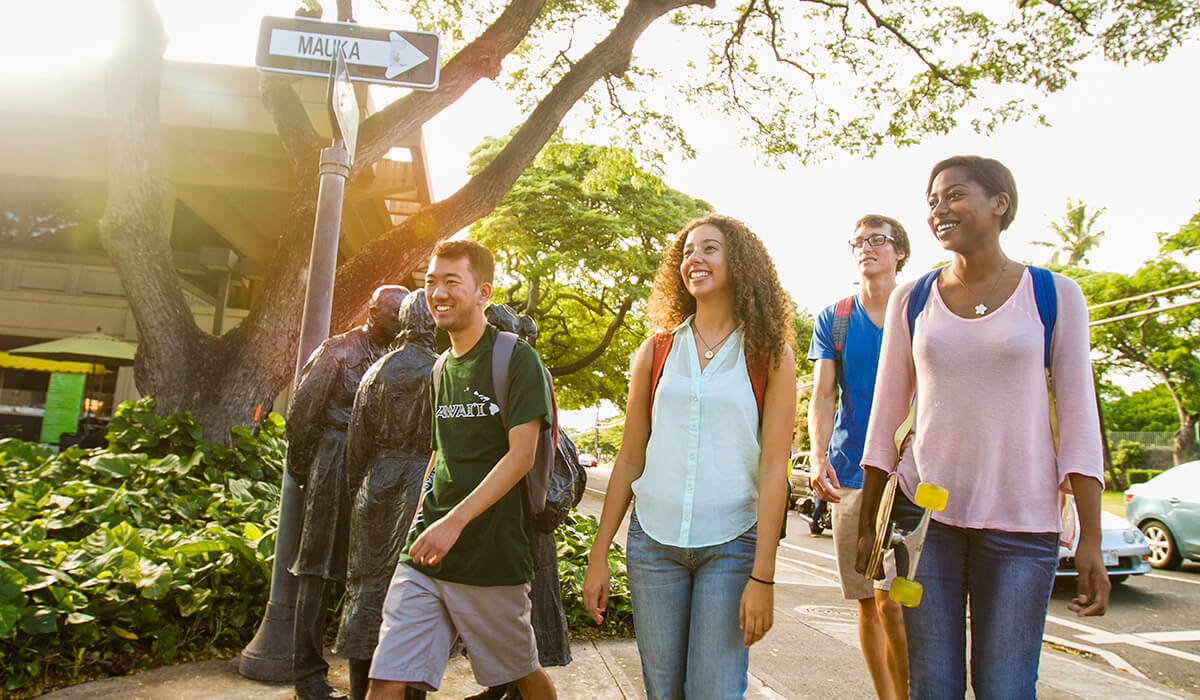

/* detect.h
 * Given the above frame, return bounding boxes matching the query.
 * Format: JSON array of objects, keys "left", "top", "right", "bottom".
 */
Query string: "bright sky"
[{"left": 3, "top": 1, "right": 1197, "bottom": 426}]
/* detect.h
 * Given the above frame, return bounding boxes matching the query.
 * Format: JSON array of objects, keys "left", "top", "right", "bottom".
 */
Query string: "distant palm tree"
[{"left": 1032, "top": 199, "right": 1107, "bottom": 267}]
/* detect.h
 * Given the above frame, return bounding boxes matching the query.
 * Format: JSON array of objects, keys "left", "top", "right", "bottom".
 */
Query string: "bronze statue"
[
  {"left": 286, "top": 285, "right": 408, "bottom": 700},
  {"left": 336, "top": 290, "right": 436, "bottom": 700}
]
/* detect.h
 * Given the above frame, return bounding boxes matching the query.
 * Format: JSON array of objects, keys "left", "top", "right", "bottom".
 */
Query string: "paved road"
[{"left": 579, "top": 467, "right": 1200, "bottom": 696}]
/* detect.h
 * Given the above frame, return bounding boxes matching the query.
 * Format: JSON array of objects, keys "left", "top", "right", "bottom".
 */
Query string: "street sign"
[
  {"left": 256, "top": 16, "right": 440, "bottom": 90},
  {"left": 330, "top": 49, "right": 359, "bottom": 163}
]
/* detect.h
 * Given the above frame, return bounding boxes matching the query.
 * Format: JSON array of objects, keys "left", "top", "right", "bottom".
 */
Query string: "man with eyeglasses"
[{"left": 807, "top": 214, "right": 911, "bottom": 700}]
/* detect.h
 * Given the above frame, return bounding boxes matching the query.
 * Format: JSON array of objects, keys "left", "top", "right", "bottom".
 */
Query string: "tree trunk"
[
  {"left": 101, "top": 0, "right": 711, "bottom": 440},
  {"left": 1176, "top": 413, "right": 1200, "bottom": 465}
]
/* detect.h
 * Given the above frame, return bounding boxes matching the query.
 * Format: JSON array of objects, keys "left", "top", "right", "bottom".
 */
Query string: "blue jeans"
[
  {"left": 626, "top": 512, "right": 757, "bottom": 700},
  {"left": 893, "top": 493, "right": 1058, "bottom": 699}
]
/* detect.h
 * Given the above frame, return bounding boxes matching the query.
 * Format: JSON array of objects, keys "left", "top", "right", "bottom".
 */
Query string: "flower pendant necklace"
[
  {"left": 693, "top": 323, "right": 736, "bottom": 360},
  {"left": 947, "top": 256, "right": 1009, "bottom": 316}
]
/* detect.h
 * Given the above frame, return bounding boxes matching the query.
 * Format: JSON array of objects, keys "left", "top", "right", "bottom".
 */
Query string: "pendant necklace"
[
  {"left": 948, "top": 256, "right": 1009, "bottom": 316},
  {"left": 693, "top": 323, "right": 736, "bottom": 360}
]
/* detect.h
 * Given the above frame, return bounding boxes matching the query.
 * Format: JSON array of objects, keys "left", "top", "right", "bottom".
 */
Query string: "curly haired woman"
[{"left": 582, "top": 214, "right": 797, "bottom": 699}]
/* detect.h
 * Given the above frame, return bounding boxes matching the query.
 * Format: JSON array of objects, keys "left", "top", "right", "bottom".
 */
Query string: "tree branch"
[
  {"left": 548, "top": 296, "right": 634, "bottom": 376},
  {"left": 350, "top": 0, "right": 549, "bottom": 180},
  {"left": 329, "top": 0, "right": 714, "bottom": 331},
  {"left": 1040, "top": 0, "right": 1091, "bottom": 34},
  {"left": 855, "top": 0, "right": 969, "bottom": 89}
]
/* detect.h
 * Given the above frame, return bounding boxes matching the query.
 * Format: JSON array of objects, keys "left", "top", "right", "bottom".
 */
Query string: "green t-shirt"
[{"left": 400, "top": 325, "right": 552, "bottom": 586}]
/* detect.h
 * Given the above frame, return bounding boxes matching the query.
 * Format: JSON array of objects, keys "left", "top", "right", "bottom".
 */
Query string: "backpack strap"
[
  {"left": 1027, "top": 265, "right": 1057, "bottom": 369},
  {"left": 906, "top": 268, "right": 943, "bottom": 340},
  {"left": 432, "top": 349, "right": 451, "bottom": 396},
  {"left": 491, "top": 330, "right": 518, "bottom": 426},
  {"left": 831, "top": 295, "right": 854, "bottom": 356},
  {"left": 1027, "top": 265, "right": 1059, "bottom": 451},
  {"left": 747, "top": 359, "right": 767, "bottom": 421},
  {"left": 648, "top": 332, "right": 674, "bottom": 412}
]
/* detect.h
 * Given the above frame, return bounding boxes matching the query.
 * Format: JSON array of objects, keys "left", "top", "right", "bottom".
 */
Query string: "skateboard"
[{"left": 866, "top": 473, "right": 949, "bottom": 607}]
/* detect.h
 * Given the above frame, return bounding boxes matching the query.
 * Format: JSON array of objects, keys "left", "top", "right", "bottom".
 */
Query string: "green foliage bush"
[
  {"left": 556, "top": 512, "right": 634, "bottom": 638},
  {"left": 1112, "top": 440, "right": 1148, "bottom": 472},
  {"left": 0, "top": 398, "right": 634, "bottom": 695},
  {"left": 1127, "top": 469, "right": 1165, "bottom": 485},
  {"left": 0, "top": 397, "right": 284, "bottom": 695}
]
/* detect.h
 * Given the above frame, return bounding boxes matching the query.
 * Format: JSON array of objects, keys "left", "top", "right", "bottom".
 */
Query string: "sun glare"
[{"left": 0, "top": 3, "right": 119, "bottom": 80}]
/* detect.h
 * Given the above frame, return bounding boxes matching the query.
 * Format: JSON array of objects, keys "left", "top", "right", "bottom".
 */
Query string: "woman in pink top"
[{"left": 854, "top": 156, "right": 1109, "bottom": 699}]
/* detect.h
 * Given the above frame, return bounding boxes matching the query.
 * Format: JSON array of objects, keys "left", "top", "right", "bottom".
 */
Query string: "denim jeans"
[
  {"left": 626, "top": 512, "right": 757, "bottom": 700},
  {"left": 893, "top": 492, "right": 1058, "bottom": 700}
]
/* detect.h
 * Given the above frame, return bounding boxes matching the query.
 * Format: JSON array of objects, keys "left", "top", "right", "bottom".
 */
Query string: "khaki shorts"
[
  {"left": 369, "top": 563, "right": 538, "bottom": 691},
  {"left": 830, "top": 486, "right": 896, "bottom": 599}
]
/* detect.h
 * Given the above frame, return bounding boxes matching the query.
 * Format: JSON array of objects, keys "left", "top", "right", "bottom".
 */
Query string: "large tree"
[
  {"left": 469, "top": 136, "right": 710, "bottom": 408},
  {"left": 1081, "top": 210, "right": 1200, "bottom": 464},
  {"left": 101, "top": 0, "right": 1200, "bottom": 438}
]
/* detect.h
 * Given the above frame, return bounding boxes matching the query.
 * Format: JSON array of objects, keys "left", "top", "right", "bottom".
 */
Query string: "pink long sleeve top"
[{"left": 861, "top": 268, "right": 1103, "bottom": 533}]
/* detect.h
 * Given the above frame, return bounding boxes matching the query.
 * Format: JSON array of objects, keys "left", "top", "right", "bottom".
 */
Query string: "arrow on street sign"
[{"left": 256, "top": 16, "right": 440, "bottom": 90}]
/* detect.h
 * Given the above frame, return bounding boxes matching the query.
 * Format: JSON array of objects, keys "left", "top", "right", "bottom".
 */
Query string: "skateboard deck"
[{"left": 867, "top": 473, "right": 948, "bottom": 607}]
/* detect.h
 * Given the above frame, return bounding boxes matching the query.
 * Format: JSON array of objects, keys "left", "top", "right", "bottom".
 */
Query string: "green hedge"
[
  {"left": 0, "top": 398, "right": 632, "bottom": 695},
  {"left": 0, "top": 398, "right": 283, "bottom": 695},
  {"left": 1127, "top": 468, "right": 1165, "bottom": 485}
]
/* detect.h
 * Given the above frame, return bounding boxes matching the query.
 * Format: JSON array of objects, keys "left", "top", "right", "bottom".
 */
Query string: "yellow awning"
[{"left": 0, "top": 352, "right": 107, "bottom": 374}]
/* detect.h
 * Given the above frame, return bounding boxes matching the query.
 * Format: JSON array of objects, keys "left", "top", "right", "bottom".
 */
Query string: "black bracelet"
[{"left": 748, "top": 574, "right": 774, "bottom": 586}]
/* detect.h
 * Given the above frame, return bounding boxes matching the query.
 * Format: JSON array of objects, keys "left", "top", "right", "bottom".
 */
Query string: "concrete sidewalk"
[{"left": 41, "top": 618, "right": 1196, "bottom": 700}]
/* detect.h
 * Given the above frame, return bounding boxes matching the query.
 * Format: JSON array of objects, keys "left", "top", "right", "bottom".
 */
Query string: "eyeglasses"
[{"left": 847, "top": 233, "right": 895, "bottom": 250}]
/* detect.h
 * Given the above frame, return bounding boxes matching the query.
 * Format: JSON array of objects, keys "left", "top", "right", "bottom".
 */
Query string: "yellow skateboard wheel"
[
  {"left": 890, "top": 577, "right": 923, "bottom": 607},
  {"left": 913, "top": 482, "right": 949, "bottom": 511}
]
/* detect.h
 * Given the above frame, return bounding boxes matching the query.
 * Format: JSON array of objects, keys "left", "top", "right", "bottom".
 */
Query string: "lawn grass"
[{"left": 1102, "top": 490, "right": 1126, "bottom": 517}]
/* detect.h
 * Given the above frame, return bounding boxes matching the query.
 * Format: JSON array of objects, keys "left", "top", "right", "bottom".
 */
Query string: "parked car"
[
  {"left": 1056, "top": 510, "right": 1151, "bottom": 583},
  {"left": 577, "top": 453, "right": 599, "bottom": 468},
  {"left": 787, "top": 451, "right": 812, "bottom": 507},
  {"left": 788, "top": 451, "right": 831, "bottom": 535},
  {"left": 1125, "top": 460, "right": 1200, "bottom": 569}
]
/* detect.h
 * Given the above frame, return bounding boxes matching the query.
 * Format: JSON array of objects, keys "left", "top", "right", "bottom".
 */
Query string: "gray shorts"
[
  {"left": 369, "top": 563, "right": 538, "bottom": 691},
  {"left": 830, "top": 486, "right": 896, "bottom": 599}
]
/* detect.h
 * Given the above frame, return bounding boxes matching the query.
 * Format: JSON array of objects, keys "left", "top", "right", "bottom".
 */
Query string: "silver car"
[
  {"left": 1125, "top": 460, "right": 1200, "bottom": 569},
  {"left": 1057, "top": 510, "right": 1151, "bottom": 583}
]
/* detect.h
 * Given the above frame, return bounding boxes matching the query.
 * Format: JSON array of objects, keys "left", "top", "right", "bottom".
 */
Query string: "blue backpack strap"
[
  {"left": 491, "top": 331, "right": 518, "bottom": 426},
  {"left": 1027, "top": 266, "right": 1057, "bottom": 369},
  {"left": 906, "top": 268, "right": 943, "bottom": 340}
]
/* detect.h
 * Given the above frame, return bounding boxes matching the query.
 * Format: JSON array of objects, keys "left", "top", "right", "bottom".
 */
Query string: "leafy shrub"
[
  {"left": 1112, "top": 440, "right": 1148, "bottom": 471},
  {"left": 1127, "top": 468, "right": 1164, "bottom": 485},
  {"left": 557, "top": 512, "right": 634, "bottom": 638},
  {"left": 1, "top": 397, "right": 633, "bottom": 696},
  {"left": 0, "top": 397, "right": 284, "bottom": 695}
]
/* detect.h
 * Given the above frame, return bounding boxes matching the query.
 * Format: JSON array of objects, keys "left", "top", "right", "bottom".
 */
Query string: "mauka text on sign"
[{"left": 256, "top": 16, "right": 440, "bottom": 90}]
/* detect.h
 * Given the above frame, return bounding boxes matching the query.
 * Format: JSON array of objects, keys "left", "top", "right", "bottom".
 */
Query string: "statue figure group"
[{"left": 285, "top": 286, "right": 582, "bottom": 700}]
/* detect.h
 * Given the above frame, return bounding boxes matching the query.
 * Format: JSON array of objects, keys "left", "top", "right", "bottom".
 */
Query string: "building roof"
[{"left": 0, "top": 59, "right": 432, "bottom": 274}]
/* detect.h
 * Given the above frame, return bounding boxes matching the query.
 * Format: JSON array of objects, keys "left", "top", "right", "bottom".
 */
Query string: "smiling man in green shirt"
[{"left": 367, "top": 240, "right": 558, "bottom": 700}]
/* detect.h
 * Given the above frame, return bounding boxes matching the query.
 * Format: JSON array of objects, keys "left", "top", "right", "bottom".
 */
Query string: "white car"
[
  {"left": 577, "top": 453, "right": 599, "bottom": 468},
  {"left": 1056, "top": 510, "right": 1152, "bottom": 584}
]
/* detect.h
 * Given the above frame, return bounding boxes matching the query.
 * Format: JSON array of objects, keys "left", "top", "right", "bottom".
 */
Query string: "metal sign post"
[{"left": 240, "top": 49, "right": 360, "bottom": 682}]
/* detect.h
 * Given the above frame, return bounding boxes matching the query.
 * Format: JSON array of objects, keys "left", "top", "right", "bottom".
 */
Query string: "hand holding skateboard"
[{"left": 861, "top": 472, "right": 948, "bottom": 607}]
